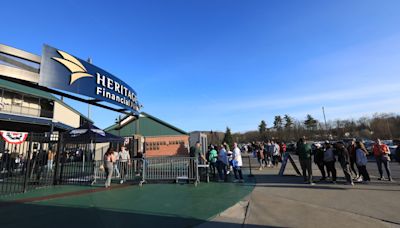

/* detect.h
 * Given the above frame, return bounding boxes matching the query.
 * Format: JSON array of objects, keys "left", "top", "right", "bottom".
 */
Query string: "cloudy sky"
[{"left": 2, "top": 0, "right": 400, "bottom": 132}]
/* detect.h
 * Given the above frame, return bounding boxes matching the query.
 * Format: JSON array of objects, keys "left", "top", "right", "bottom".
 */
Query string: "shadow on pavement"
[
  {"left": 248, "top": 173, "right": 400, "bottom": 192},
  {"left": 253, "top": 184, "right": 347, "bottom": 190},
  {"left": 0, "top": 201, "right": 275, "bottom": 228}
]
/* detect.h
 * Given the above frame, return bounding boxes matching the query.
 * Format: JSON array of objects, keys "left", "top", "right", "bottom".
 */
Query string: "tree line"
[{"left": 215, "top": 113, "right": 400, "bottom": 145}]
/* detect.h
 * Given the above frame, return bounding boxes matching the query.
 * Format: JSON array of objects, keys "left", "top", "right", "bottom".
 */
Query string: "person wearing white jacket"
[
  {"left": 232, "top": 143, "right": 244, "bottom": 182},
  {"left": 272, "top": 141, "right": 280, "bottom": 167},
  {"left": 355, "top": 141, "right": 370, "bottom": 182}
]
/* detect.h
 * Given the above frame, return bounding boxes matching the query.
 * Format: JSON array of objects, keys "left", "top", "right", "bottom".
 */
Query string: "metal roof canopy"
[
  {"left": 0, "top": 112, "right": 73, "bottom": 132},
  {"left": 0, "top": 43, "right": 139, "bottom": 117}
]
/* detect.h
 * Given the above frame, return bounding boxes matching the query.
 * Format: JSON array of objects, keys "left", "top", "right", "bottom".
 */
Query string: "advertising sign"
[{"left": 39, "top": 45, "right": 139, "bottom": 114}]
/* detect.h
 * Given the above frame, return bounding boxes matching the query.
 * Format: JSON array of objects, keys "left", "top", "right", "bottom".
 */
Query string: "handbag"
[
  {"left": 232, "top": 159, "right": 239, "bottom": 168},
  {"left": 382, "top": 154, "right": 391, "bottom": 162}
]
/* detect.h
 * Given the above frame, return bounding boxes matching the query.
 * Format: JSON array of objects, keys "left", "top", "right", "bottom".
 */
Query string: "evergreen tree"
[
  {"left": 223, "top": 127, "right": 234, "bottom": 148},
  {"left": 304, "top": 114, "right": 318, "bottom": 130},
  {"left": 258, "top": 120, "right": 267, "bottom": 133},
  {"left": 273, "top": 115, "right": 283, "bottom": 130},
  {"left": 284, "top": 114, "right": 294, "bottom": 129}
]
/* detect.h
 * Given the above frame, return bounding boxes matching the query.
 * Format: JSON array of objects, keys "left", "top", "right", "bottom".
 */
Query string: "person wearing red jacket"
[
  {"left": 372, "top": 139, "right": 393, "bottom": 181},
  {"left": 280, "top": 142, "right": 287, "bottom": 156}
]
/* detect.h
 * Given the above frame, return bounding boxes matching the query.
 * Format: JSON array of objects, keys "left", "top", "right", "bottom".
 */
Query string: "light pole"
[
  {"left": 322, "top": 107, "right": 328, "bottom": 138},
  {"left": 87, "top": 57, "right": 92, "bottom": 120},
  {"left": 115, "top": 115, "right": 121, "bottom": 151}
]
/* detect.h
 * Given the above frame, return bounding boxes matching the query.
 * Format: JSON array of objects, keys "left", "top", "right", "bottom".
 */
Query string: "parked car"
[{"left": 286, "top": 143, "right": 297, "bottom": 153}]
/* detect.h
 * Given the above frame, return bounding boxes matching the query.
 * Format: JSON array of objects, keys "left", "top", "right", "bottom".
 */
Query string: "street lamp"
[{"left": 115, "top": 115, "right": 121, "bottom": 151}]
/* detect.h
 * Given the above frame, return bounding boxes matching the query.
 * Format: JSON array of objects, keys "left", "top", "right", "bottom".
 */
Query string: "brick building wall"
[{"left": 144, "top": 135, "right": 189, "bottom": 157}]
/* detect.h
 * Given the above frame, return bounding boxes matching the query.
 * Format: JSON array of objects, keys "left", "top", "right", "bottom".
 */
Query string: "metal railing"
[
  {"left": 92, "top": 159, "right": 144, "bottom": 186},
  {"left": 58, "top": 157, "right": 199, "bottom": 186},
  {"left": 58, "top": 160, "right": 95, "bottom": 185},
  {"left": 143, "top": 157, "right": 198, "bottom": 184},
  {"left": 1, "top": 154, "right": 204, "bottom": 196},
  {"left": 57, "top": 159, "right": 144, "bottom": 186}
]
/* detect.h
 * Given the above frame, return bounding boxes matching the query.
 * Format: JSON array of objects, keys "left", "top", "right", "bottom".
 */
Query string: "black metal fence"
[
  {"left": 1, "top": 132, "right": 146, "bottom": 196},
  {"left": 0, "top": 133, "right": 58, "bottom": 196},
  {"left": 0, "top": 132, "right": 256, "bottom": 197}
]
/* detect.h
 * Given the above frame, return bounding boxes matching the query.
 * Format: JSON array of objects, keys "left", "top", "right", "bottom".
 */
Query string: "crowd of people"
[
  {"left": 190, "top": 141, "right": 245, "bottom": 183},
  {"left": 248, "top": 140, "right": 287, "bottom": 170},
  {"left": 297, "top": 138, "right": 394, "bottom": 186},
  {"left": 2, "top": 138, "right": 393, "bottom": 189},
  {"left": 194, "top": 137, "right": 396, "bottom": 186},
  {"left": 0, "top": 148, "right": 55, "bottom": 178}
]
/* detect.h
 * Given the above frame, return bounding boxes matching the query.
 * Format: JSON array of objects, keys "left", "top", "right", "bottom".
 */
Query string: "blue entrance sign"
[{"left": 39, "top": 45, "right": 139, "bottom": 114}]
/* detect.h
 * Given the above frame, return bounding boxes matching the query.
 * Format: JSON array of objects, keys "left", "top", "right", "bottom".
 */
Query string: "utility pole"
[
  {"left": 115, "top": 115, "right": 122, "bottom": 151},
  {"left": 87, "top": 57, "right": 92, "bottom": 120},
  {"left": 322, "top": 107, "right": 328, "bottom": 138}
]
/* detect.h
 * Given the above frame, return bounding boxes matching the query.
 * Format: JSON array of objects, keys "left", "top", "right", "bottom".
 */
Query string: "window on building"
[
  {"left": 0, "top": 88, "right": 54, "bottom": 118},
  {"left": 2, "top": 90, "right": 18, "bottom": 113},
  {"left": 22, "top": 96, "right": 40, "bottom": 116},
  {"left": 11, "top": 93, "right": 22, "bottom": 114},
  {"left": 40, "top": 99, "right": 54, "bottom": 118},
  {"left": 0, "top": 88, "right": 4, "bottom": 111}
]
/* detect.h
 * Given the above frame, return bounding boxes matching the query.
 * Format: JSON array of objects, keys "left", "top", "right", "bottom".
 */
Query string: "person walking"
[
  {"left": 264, "top": 141, "right": 272, "bottom": 168},
  {"left": 104, "top": 148, "right": 116, "bottom": 188},
  {"left": 314, "top": 143, "right": 326, "bottom": 181},
  {"left": 113, "top": 149, "right": 120, "bottom": 178},
  {"left": 257, "top": 144, "right": 265, "bottom": 170},
  {"left": 348, "top": 139, "right": 360, "bottom": 180},
  {"left": 232, "top": 143, "right": 244, "bottom": 182},
  {"left": 226, "top": 146, "right": 233, "bottom": 174},
  {"left": 47, "top": 149, "right": 55, "bottom": 171},
  {"left": 118, "top": 146, "right": 131, "bottom": 184},
  {"left": 190, "top": 141, "right": 207, "bottom": 179},
  {"left": 355, "top": 141, "right": 370, "bottom": 183},
  {"left": 190, "top": 142, "right": 207, "bottom": 164},
  {"left": 335, "top": 142, "right": 354, "bottom": 186},
  {"left": 297, "top": 138, "right": 314, "bottom": 185},
  {"left": 280, "top": 142, "right": 287, "bottom": 159},
  {"left": 272, "top": 141, "right": 280, "bottom": 167},
  {"left": 324, "top": 141, "right": 336, "bottom": 183},
  {"left": 217, "top": 145, "right": 228, "bottom": 182},
  {"left": 373, "top": 139, "right": 393, "bottom": 181},
  {"left": 208, "top": 145, "right": 218, "bottom": 178}
]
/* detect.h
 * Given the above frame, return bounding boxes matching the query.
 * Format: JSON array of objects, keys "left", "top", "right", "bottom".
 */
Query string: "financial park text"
[{"left": 95, "top": 73, "right": 137, "bottom": 109}]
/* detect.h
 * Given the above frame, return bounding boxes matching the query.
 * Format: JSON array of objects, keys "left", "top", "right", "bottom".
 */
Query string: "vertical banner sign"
[
  {"left": 0, "top": 131, "right": 28, "bottom": 144},
  {"left": 39, "top": 45, "right": 139, "bottom": 114}
]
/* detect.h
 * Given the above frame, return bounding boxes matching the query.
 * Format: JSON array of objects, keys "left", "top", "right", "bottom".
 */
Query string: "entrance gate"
[
  {"left": 0, "top": 132, "right": 201, "bottom": 197},
  {"left": 0, "top": 132, "right": 58, "bottom": 196}
]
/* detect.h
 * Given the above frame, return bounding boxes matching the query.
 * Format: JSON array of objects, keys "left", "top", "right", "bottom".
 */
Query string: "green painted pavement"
[
  {"left": 0, "top": 185, "right": 98, "bottom": 201},
  {"left": 0, "top": 182, "right": 254, "bottom": 228}
]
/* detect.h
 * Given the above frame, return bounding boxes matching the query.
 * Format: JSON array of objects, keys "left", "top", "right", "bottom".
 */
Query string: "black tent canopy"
[{"left": 63, "top": 122, "right": 124, "bottom": 143}]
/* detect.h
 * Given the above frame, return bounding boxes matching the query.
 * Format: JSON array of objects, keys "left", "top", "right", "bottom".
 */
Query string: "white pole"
[{"left": 82, "top": 149, "right": 85, "bottom": 173}]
